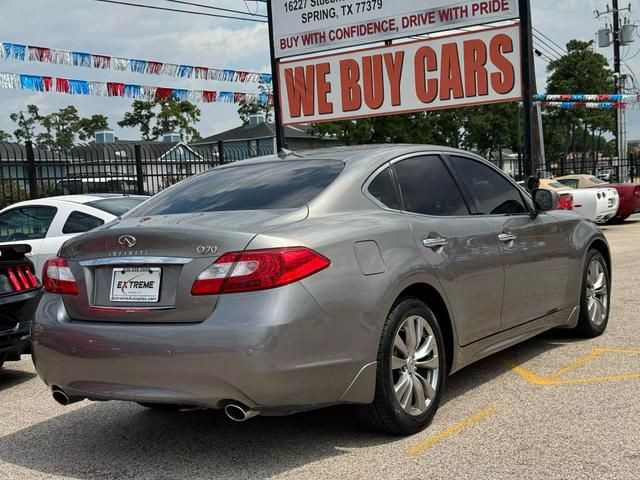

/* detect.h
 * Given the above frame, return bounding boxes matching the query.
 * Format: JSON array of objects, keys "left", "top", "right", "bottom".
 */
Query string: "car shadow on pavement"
[
  {"left": 0, "top": 332, "right": 586, "bottom": 479},
  {"left": 442, "top": 331, "right": 583, "bottom": 406},
  {"left": 0, "top": 367, "right": 36, "bottom": 392}
]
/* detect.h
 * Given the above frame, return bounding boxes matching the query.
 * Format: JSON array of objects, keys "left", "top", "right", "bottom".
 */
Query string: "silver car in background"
[{"left": 33, "top": 145, "right": 611, "bottom": 435}]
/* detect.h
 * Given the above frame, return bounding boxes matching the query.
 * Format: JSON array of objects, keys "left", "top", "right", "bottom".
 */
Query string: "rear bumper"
[
  {"left": 32, "top": 287, "right": 375, "bottom": 412},
  {"left": 0, "top": 321, "right": 31, "bottom": 362}
]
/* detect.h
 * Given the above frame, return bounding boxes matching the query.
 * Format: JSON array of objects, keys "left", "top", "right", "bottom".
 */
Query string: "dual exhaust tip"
[{"left": 52, "top": 388, "right": 259, "bottom": 422}]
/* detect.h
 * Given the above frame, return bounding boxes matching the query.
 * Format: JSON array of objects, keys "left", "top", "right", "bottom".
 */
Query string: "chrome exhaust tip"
[
  {"left": 52, "top": 387, "right": 84, "bottom": 406},
  {"left": 224, "top": 403, "right": 259, "bottom": 422}
]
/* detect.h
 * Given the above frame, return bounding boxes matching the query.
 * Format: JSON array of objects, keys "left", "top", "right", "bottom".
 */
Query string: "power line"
[
  {"left": 532, "top": 27, "right": 568, "bottom": 55},
  {"left": 160, "top": 0, "right": 266, "bottom": 18},
  {"left": 87, "top": 0, "right": 267, "bottom": 22},
  {"left": 532, "top": 40, "right": 562, "bottom": 62},
  {"left": 532, "top": 33, "right": 564, "bottom": 60}
]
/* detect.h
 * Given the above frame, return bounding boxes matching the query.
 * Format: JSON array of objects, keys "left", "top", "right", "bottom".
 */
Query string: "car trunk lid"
[{"left": 59, "top": 209, "right": 307, "bottom": 323}]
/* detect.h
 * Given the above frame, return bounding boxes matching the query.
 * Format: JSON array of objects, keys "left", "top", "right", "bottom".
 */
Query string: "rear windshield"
[
  {"left": 131, "top": 160, "right": 345, "bottom": 216},
  {"left": 87, "top": 197, "right": 147, "bottom": 216}
]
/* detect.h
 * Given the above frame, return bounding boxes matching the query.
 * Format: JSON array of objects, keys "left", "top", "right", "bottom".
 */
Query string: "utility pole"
[
  {"left": 613, "top": 0, "right": 622, "bottom": 163},
  {"left": 266, "top": 0, "right": 286, "bottom": 153},
  {"left": 596, "top": 1, "right": 633, "bottom": 170},
  {"left": 519, "top": 0, "right": 536, "bottom": 178}
]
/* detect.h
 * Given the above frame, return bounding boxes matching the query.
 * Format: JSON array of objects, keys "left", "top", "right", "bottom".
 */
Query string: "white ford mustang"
[{"left": 0, "top": 195, "right": 148, "bottom": 276}]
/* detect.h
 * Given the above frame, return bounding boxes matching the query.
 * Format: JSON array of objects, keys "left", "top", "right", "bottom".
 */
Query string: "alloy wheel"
[
  {"left": 586, "top": 258, "right": 608, "bottom": 326},
  {"left": 391, "top": 315, "right": 439, "bottom": 416}
]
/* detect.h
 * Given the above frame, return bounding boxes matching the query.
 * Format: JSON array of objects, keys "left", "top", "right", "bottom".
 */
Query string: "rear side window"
[
  {"left": 367, "top": 168, "right": 401, "bottom": 210},
  {"left": 449, "top": 156, "right": 526, "bottom": 215},
  {"left": 133, "top": 161, "right": 344, "bottom": 216},
  {"left": 394, "top": 156, "right": 469, "bottom": 216},
  {"left": 0, "top": 206, "right": 57, "bottom": 242},
  {"left": 62, "top": 211, "right": 105, "bottom": 234},
  {"left": 558, "top": 179, "right": 578, "bottom": 189}
]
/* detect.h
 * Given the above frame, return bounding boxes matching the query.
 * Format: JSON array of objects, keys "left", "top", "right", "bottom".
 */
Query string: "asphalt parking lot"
[{"left": 1, "top": 216, "right": 639, "bottom": 480}]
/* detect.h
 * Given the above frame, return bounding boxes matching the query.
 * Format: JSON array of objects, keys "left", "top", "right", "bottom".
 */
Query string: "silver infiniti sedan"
[{"left": 33, "top": 145, "right": 611, "bottom": 435}]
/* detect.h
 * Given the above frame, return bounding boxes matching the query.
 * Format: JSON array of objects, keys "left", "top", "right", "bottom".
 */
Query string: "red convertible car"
[{"left": 556, "top": 175, "right": 640, "bottom": 223}]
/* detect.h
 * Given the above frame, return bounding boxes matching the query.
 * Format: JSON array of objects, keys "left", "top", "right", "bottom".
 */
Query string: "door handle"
[
  {"left": 498, "top": 233, "right": 517, "bottom": 243},
  {"left": 423, "top": 238, "right": 448, "bottom": 249}
]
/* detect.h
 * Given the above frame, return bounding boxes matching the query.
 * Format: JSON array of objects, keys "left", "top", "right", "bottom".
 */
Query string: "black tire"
[
  {"left": 359, "top": 297, "right": 447, "bottom": 435},
  {"left": 573, "top": 249, "right": 611, "bottom": 338}
]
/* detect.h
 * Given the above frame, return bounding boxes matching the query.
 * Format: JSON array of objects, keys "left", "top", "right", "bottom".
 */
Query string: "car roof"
[
  {"left": 220, "top": 144, "right": 486, "bottom": 169},
  {"left": 1, "top": 194, "right": 148, "bottom": 210}
]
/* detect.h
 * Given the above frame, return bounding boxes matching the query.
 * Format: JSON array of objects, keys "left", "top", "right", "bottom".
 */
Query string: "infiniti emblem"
[{"left": 118, "top": 235, "right": 137, "bottom": 248}]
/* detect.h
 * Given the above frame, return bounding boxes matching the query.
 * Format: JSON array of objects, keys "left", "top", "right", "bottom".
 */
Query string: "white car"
[
  {"left": 0, "top": 195, "right": 148, "bottom": 276},
  {"left": 539, "top": 179, "right": 619, "bottom": 224}
]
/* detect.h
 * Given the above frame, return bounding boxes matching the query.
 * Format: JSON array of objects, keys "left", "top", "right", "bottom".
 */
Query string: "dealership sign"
[
  {"left": 272, "top": 0, "right": 519, "bottom": 58},
  {"left": 278, "top": 24, "right": 521, "bottom": 125}
]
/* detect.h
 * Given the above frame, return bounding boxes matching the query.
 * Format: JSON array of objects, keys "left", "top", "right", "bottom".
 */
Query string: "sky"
[{"left": 0, "top": 0, "right": 638, "bottom": 141}]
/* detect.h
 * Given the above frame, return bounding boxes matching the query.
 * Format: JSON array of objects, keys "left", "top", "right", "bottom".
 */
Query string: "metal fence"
[
  {"left": 544, "top": 154, "right": 639, "bottom": 182},
  {"left": 0, "top": 140, "right": 274, "bottom": 208}
]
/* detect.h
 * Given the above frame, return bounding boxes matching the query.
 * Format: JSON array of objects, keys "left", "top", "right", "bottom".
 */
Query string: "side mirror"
[
  {"left": 525, "top": 176, "right": 540, "bottom": 192},
  {"left": 532, "top": 189, "right": 559, "bottom": 212}
]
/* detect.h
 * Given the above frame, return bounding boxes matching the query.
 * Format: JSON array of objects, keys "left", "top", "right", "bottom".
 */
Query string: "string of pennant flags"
[
  {"left": 0, "top": 72, "right": 272, "bottom": 105},
  {"left": 533, "top": 94, "right": 640, "bottom": 110},
  {"left": 534, "top": 101, "right": 627, "bottom": 110},
  {"left": 0, "top": 41, "right": 272, "bottom": 85}
]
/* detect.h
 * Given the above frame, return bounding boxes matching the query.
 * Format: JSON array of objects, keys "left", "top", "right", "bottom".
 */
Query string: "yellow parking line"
[
  {"left": 408, "top": 406, "right": 497, "bottom": 455},
  {"left": 505, "top": 347, "right": 640, "bottom": 386},
  {"left": 548, "top": 350, "right": 604, "bottom": 379}
]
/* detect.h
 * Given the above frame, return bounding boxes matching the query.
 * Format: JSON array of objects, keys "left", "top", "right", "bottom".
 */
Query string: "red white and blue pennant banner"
[
  {"left": 534, "top": 101, "right": 627, "bottom": 110},
  {"left": 534, "top": 94, "right": 640, "bottom": 103},
  {"left": 0, "top": 72, "right": 272, "bottom": 105},
  {"left": 0, "top": 42, "right": 272, "bottom": 85}
]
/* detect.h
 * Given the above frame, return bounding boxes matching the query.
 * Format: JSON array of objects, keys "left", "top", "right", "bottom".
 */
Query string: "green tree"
[
  {"left": 545, "top": 40, "right": 614, "bottom": 172},
  {"left": 76, "top": 114, "right": 109, "bottom": 142},
  {"left": 0, "top": 130, "right": 11, "bottom": 142},
  {"left": 9, "top": 105, "right": 41, "bottom": 144},
  {"left": 153, "top": 100, "right": 202, "bottom": 142},
  {"left": 118, "top": 99, "right": 201, "bottom": 141},
  {"left": 237, "top": 81, "right": 273, "bottom": 125}
]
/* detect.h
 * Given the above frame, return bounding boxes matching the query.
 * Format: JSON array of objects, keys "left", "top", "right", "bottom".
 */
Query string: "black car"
[{"left": 0, "top": 244, "right": 41, "bottom": 369}]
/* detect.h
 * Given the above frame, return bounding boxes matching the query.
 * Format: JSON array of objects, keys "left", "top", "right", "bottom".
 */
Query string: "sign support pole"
[
  {"left": 266, "top": 0, "right": 286, "bottom": 153},
  {"left": 518, "top": 0, "right": 535, "bottom": 178}
]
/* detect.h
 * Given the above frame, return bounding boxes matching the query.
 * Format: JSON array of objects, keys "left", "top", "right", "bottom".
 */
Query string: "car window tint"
[
  {"left": 87, "top": 197, "right": 147, "bottom": 216},
  {"left": 133, "top": 161, "right": 345, "bottom": 216},
  {"left": 0, "top": 206, "right": 57, "bottom": 242},
  {"left": 558, "top": 179, "right": 579, "bottom": 189},
  {"left": 589, "top": 176, "right": 607, "bottom": 185},
  {"left": 367, "top": 168, "right": 400, "bottom": 209},
  {"left": 394, "top": 156, "right": 469, "bottom": 216},
  {"left": 62, "top": 211, "right": 105, "bottom": 234},
  {"left": 449, "top": 156, "right": 527, "bottom": 215}
]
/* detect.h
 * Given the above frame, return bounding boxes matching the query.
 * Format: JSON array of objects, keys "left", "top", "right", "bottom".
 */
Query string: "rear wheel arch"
[
  {"left": 393, "top": 283, "right": 455, "bottom": 374},
  {"left": 588, "top": 239, "right": 611, "bottom": 278}
]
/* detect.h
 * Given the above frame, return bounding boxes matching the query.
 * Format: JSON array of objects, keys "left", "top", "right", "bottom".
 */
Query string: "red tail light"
[
  {"left": 3, "top": 265, "right": 38, "bottom": 292},
  {"left": 634, "top": 186, "right": 640, "bottom": 198},
  {"left": 557, "top": 193, "right": 574, "bottom": 211},
  {"left": 192, "top": 247, "right": 331, "bottom": 296},
  {"left": 43, "top": 257, "right": 78, "bottom": 295}
]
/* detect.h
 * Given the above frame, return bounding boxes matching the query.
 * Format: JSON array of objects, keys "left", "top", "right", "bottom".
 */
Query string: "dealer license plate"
[{"left": 110, "top": 268, "right": 161, "bottom": 303}]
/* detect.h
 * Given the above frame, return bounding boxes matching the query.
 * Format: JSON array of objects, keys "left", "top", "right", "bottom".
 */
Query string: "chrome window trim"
[{"left": 79, "top": 256, "right": 193, "bottom": 267}]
